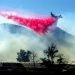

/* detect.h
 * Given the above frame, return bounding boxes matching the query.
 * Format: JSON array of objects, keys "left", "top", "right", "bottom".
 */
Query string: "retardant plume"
[{"left": 0, "top": 11, "right": 56, "bottom": 34}]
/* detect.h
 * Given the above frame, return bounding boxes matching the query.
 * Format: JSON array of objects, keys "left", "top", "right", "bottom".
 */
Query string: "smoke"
[
  {"left": 0, "top": 22, "right": 75, "bottom": 62},
  {"left": 0, "top": 9, "right": 75, "bottom": 63},
  {"left": 0, "top": 22, "right": 50, "bottom": 62},
  {"left": 0, "top": 10, "right": 52, "bottom": 62}
]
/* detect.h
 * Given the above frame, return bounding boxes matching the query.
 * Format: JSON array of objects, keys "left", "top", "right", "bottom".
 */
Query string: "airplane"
[
  {"left": 47, "top": 12, "right": 62, "bottom": 32},
  {"left": 51, "top": 12, "right": 62, "bottom": 19}
]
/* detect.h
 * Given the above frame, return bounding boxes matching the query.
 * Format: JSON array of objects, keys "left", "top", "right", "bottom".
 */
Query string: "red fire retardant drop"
[{"left": 0, "top": 13, "right": 56, "bottom": 34}]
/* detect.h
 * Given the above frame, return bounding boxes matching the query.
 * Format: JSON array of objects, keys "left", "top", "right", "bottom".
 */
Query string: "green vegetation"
[{"left": 16, "top": 43, "right": 68, "bottom": 73}]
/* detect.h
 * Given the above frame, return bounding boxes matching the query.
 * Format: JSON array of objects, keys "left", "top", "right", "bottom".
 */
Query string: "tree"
[
  {"left": 16, "top": 49, "right": 32, "bottom": 62},
  {"left": 57, "top": 54, "right": 68, "bottom": 64},
  {"left": 41, "top": 43, "right": 68, "bottom": 70},
  {"left": 43, "top": 43, "right": 58, "bottom": 64}
]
